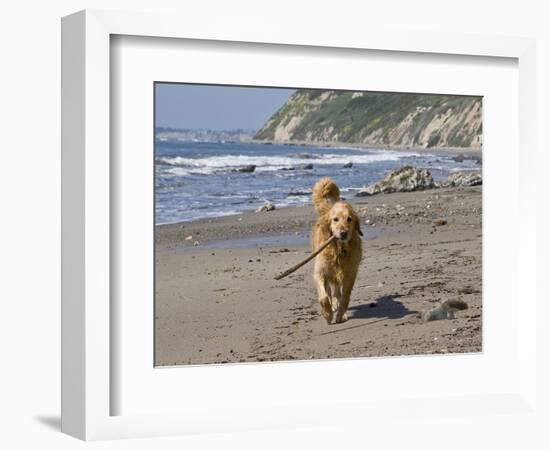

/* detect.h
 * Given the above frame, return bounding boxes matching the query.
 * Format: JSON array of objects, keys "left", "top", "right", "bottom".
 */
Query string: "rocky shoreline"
[
  {"left": 156, "top": 166, "right": 483, "bottom": 249},
  {"left": 356, "top": 166, "right": 482, "bottom": 196}
]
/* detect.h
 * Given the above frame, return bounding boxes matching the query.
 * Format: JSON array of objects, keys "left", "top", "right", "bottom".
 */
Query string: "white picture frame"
[{"left": 61, "top": 9, "right": 539, "bottom": 441}]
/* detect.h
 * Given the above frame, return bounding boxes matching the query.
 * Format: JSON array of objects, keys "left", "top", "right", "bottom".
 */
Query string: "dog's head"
[{"left": 326, "top": 201, "right": 363, "bottom": 242}]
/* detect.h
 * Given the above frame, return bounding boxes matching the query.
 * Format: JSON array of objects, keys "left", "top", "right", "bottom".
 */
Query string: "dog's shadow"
[{"left": 348, "top": 295, "right": 414, "bottom": 320}]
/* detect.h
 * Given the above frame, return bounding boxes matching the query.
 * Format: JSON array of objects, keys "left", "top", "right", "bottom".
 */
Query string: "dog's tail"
[{"left": 312, "top": 178, "right": 340, "bottom": 216}]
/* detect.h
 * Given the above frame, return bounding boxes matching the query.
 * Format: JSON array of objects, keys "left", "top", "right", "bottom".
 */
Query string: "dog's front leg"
[
  {"left": 330, "top": 283, "right": 342, "bottom": 314},
  {"left": 314, "top": 272, "right": 333, "bottom": 324},
  {"left": 335, "top": 274, "right": 357, "bottom": 323}
]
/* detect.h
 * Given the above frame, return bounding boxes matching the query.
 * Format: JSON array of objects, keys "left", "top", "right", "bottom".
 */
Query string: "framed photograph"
[
  {"left": 153, "top": 82, "right": 484, "bottom": 367},
  {"left": 62, "top": 9, "right": 538, "bottom": 441}
]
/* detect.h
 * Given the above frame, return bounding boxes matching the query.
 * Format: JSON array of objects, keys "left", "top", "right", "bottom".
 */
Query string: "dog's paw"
[
  {"left": 319, "top": 297, "right": 333, "bottom": 324},
  {"left": 334, "top": 311, "right": 348, "bottom": 324},
  {"left": 321, "top": 308, "right": 333, "bottom": 325}
]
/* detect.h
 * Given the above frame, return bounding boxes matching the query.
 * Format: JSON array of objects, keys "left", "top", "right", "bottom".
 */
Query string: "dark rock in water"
[
  {"left": 467, "top": 154, "right": 483, "bottom": 165},
  {"left": 356, "top": 166, "right": 435, "bottom": 196},
  {"left": 452, "top": 153, "right": 465, "bottom": 163},
  {"left": 440, "top": 171, "right": 482, "bottom": 187},
  {"left": 281, "top": 163, "right": 313, "bottom": 170},
  {"left": 256, "top": 202, "right": 276, "bottom": 212},
  {"left": 287, "top": 190, "right": 311, "bottom": 196},
  {"left": 342, "top": 162, "right": 353, "bottom": 168},
  {"left": 232, "top": 164, "right": 256, "bottom": 173},
  {"left": 296, "top": 153, "right": 316, "bottom": 159},
  {"left": 454, "top": 153, "right": 482, "bottom": 165}
]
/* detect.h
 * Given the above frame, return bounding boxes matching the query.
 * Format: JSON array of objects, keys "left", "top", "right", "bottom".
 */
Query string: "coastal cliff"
[{"left": 254, "top": 90, "right": 482, "bottom": 150}]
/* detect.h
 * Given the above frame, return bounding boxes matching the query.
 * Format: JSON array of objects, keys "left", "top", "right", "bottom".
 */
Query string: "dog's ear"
[{"left": 318, "top": 214, "right": 333, "bottom": 240}]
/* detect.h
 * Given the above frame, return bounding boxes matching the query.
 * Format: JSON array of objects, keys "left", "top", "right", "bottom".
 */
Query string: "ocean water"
[{"left": 155, "top": 141, "right": 480, "bottom": 224}]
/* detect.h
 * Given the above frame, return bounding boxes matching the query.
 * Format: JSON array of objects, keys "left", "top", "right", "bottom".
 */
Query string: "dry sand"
[{"left": 155, "top": 186, "right": 482, "bottom": 366}]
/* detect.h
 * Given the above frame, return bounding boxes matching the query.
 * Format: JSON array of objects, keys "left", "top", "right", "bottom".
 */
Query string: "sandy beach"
[{"left": 155, "top": 184, "right": 482, "bottom": 366}]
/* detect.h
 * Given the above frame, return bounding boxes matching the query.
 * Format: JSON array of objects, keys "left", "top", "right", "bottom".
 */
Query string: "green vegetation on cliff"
[{"left": 254, "top": 89, "right": 482, "bottom": 149}]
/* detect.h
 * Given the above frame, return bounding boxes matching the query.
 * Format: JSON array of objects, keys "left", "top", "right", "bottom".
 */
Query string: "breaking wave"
[{"left": 156, "top": 150, "right": 417, "bottom": 176}]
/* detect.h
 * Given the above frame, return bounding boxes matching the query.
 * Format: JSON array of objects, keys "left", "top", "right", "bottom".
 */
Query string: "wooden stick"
[{"left": 274, "top": 235, "right": 337, "bottom": 280}]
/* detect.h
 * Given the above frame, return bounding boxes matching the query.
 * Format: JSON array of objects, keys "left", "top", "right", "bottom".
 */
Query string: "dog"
[{"left": 311, "top": 178, "right": 363, "bottom": 324}]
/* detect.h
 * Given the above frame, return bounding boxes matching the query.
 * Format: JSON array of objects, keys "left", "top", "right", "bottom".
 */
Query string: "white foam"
[{"left": 157, "top": 150, "right": 416, "bottom": 176}]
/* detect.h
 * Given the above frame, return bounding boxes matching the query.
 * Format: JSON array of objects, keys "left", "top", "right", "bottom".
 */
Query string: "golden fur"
[{"left": 311, "top": 178, "right": 363, "bottom": 324}]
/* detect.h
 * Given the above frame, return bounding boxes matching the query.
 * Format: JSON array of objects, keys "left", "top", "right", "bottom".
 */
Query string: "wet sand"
[{"left": 155, "top": 186, "right": 482, "bottom": 366}]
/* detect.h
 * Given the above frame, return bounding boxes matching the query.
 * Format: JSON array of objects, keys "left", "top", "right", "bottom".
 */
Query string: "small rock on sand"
[
  {"left": 256, "top": 203, "right": 276, "bottom": 212},
  {"left": 421, "top": 299, "right": 468, "bottom": 321}
]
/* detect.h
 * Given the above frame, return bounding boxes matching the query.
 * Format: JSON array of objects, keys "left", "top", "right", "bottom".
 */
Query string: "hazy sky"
[{"left": 155, "top": 83, "right": 295, "bottom": 131}]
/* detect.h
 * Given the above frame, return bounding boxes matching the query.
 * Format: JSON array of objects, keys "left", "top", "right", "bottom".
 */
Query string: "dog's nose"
[{"left": 339, "top": 231, "right": 348, "bottom": 240}]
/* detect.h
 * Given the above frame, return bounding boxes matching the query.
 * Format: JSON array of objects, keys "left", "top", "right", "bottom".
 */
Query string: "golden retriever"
[{"left": 311, "top": 178, "right": 363, "bottom": 324}]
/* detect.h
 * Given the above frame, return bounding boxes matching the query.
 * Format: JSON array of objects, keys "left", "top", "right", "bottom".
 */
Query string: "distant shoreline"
[
  {"left": 156, "top": 135, "right": 482, "bottom": 157},
  {"left": 251, "top": 139, "right": 482, "bottom": 157}
]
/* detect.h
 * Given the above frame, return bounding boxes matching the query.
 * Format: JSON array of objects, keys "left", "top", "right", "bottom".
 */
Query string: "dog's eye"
[
  {"left": 333, "top": 217, "right": 339, "bottom": 222},
  {"left": 347, "top": 217, "right": 352, "bottom": 222}
]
